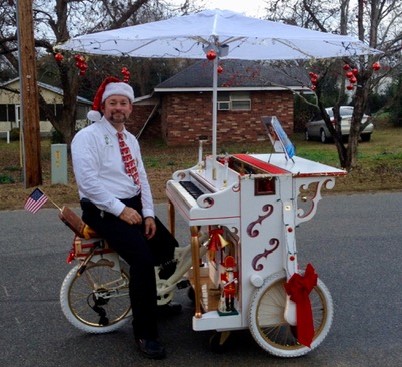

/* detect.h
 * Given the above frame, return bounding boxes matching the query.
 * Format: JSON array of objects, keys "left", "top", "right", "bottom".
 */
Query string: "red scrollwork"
[
  {"left": 247, "top": 204, "right": 274, "bottom": 238},
  {"left": 251, "top": 238, "right": 280, "bottom": 271}
]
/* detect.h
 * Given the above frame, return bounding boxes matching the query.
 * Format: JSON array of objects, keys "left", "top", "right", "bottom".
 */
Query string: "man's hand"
[
  {"left": 119, "top": 206, "right": 142, "bottom": 225},
  {"left": 144, "top": 217, "right": 156, "bottom": 239}
]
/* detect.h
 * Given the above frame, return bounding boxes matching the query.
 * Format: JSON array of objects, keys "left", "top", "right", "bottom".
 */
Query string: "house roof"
[
  {"left": 0, "top": 77, "right": 92, "bottom": 105},
  {"left": 155, "top": 59, "right": 311, "bottom": 92}
]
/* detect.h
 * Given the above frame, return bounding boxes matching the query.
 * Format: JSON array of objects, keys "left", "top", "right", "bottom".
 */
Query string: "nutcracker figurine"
[{"left": 218, "top": 256, "right": 238, "bottom": 316}]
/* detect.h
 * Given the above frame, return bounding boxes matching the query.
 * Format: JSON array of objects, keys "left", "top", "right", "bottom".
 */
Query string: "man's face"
[{"left": 101, "top": 95, "right": 133, "bottom": 125}]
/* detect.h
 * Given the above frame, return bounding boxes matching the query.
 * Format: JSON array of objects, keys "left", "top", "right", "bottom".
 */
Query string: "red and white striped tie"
[{"left": 117, "top": 132, "right": 140, "bottom": 186}]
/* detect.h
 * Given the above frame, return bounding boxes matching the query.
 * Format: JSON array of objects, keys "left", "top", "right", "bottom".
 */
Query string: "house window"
[
  {"left": 0, "top": 105, "right": 16, "bottom": 122},
  {"left": 232, "top": 100, "right": 251, "bottom": 110},
  {"left": 55, "top": 104, "right": 63, "bottom": 118},
  {"left": 0, "top": 105, "right": 7, "bottom": 121},
  {"left": 217, "top": 92, "right": 251, "bottom": 111}
]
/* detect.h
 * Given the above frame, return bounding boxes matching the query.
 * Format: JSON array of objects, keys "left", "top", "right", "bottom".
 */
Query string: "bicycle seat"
[{"left": 59, "top": 206, "right": 100, "bottom": 239}]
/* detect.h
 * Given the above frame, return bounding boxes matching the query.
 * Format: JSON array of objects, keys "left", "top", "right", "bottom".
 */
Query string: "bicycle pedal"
[{"left": 176, "top": 279, "right": 191, "bottom": 289}]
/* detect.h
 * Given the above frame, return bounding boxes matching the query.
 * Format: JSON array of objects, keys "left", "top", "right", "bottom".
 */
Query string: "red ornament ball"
[
  {"left": 54, "top": 53, "right": 64, "bottom": 62},
  {"left": 74, "top": 54, "right": 85, "bottom": 63},
  {"left": 372, "top": 62, "right": 381, "bottom": 71},
  {"left": 206, "top": 50, "right": 217, "bottom": 60}
]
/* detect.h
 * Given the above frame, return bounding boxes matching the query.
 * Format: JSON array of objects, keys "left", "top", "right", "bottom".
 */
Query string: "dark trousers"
[{"left": 80, "top": 196, "right": 178, "bottom": 340}]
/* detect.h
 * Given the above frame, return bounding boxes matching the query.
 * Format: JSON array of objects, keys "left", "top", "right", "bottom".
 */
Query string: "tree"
[
  {"left": 0, "top": 0, "right": 194, "bottom": 145},
  {"left": 263, "top": 0, "right": 402, "bottom": 170}
]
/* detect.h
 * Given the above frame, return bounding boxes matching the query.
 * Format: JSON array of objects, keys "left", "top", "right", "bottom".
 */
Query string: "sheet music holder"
[{"left": 262, "top": 116, "right": 295, "bottom": 161}]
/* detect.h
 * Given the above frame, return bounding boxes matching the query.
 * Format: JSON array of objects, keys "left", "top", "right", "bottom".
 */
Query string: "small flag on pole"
[{"left": 24, "top": 188, "right": 48, "bottom": 213}]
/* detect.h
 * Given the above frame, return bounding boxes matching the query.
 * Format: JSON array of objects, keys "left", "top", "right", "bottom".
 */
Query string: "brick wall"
[
  {"left": 126, "top": 100, "right": 161, "bottom": 140},
  {"left": 160, "top": 90, "right": 294, "bottom": 146},
  {"left": 126, "top": 90, "right": 295, "bottom": 146}
]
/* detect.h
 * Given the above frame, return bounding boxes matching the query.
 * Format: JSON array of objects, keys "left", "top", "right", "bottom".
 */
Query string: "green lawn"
[{"left": 1, "top": 126, "right": 401, "bottom": 210}]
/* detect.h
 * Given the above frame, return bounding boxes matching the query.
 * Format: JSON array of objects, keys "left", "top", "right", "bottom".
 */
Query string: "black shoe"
[
  {"left": 135, "top": 339, "right": 166, "bottom": 359},
  {"left": 157, "top": 302, "right": 182, "bottom": 316},
  {"left": 158, "top": 261, "right": 177, "bottom": 279}
]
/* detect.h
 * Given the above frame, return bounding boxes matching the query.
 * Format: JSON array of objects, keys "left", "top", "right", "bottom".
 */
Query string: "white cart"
[{"left": 166, "top": 117, "right": 346, "bottom": 357}]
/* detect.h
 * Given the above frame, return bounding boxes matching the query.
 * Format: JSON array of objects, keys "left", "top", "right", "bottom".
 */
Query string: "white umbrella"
[{"left": 58, "top": 9, "right": 381, "bottom": 166}]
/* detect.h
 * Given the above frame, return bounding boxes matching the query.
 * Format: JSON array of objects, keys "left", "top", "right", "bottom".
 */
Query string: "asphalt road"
[{"left": 1, "top": 192, "right": 401, "bottom": 367}]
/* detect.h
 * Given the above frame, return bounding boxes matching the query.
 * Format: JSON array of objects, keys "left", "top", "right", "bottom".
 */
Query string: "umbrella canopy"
[
  {"left": 57, "top": 9, "right": 381, "bottom": 168},
  {"left": 59, "top": 9, "right": 379, "bottom": 60}
]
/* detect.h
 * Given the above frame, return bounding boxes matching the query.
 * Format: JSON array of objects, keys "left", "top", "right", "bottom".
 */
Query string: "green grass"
[{"left": 0, "top": 125, "right": 401, "bottom": 210}]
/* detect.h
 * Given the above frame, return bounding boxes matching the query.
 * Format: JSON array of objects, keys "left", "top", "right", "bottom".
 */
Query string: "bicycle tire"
[
  {"left": 60, "top": 262, "right": 131, "bottom": 334},
  {"left": 248, "top": 270, "right": 333, "bottom": 357}
]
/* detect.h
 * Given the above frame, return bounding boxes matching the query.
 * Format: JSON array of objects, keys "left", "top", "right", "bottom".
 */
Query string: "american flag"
[{"left": 24, "top": 188, "right": 48, "bottom": 213}]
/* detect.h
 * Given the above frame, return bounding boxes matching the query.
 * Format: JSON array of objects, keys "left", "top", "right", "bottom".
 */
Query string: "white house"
[{"left": 0, "top": 78, "right": 91, "bottom": 136}]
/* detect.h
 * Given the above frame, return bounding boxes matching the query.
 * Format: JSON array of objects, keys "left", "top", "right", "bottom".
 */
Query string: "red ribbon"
[{"left": 284, "top": 263, "right": 318, "bottom": 347}]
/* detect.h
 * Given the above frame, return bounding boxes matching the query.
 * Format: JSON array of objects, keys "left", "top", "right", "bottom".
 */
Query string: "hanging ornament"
[
  {"left": 54, "top": 52, "right": 64, "bottom": 63},
  {"left": 308, "top": 72, "right": 319, "bottom": 90},
  {"left": 217, "top": 65, "right": 223, "bottom": 74},
  {"left": 372, "top": 62, "right": 381, "bottom": 71},
  {"left": 74, "top": 54, "right": 88, "bottom": 76},
  {"left": 349, "top": 76, "right": 357, "bottom": 84},
  {"left": 206, "top": 49, "right": 217, "bottom": 60},
  {"left": 344, "top": 65, "right": 357, "bottom": 89},
  {"left": 121, "top": 67, "right": 131, "bottom": 82},
  {"left": 74, "top": 54, "right": 85, "bottom": 63}
]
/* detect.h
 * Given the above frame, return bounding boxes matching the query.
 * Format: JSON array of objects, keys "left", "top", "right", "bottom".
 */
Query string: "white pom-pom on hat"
[
  {"left": 87, "top": 110, "right": 102, "bottom": 122},
  {"left": 87, "top": 76, "right": 134, "bottom": 122}
]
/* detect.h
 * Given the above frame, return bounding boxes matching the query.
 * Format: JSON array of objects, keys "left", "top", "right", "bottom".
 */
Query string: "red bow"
[
  {"left": 208, "top": 228, "right": 224, "bottom": 252},
  {"left": 284, "top": 263, "right": 318, "bottom": 347}
]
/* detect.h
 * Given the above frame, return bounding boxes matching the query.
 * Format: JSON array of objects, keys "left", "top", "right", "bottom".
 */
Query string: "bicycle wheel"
[
  {"left": 248, "top": 270, "right": 333, "bottom": 357},
  {"left": 60, "top": 262, "right": 131, "bottom": 333}
]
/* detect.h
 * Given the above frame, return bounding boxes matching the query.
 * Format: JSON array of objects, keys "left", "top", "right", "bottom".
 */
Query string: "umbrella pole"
[{"left": 212, "top": 56, "right": 218, "bottom": 180}]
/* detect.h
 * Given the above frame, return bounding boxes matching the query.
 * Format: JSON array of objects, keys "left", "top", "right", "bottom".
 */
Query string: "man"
[{"left": 71, "top": 77, "right": 179, "bottom": 360}]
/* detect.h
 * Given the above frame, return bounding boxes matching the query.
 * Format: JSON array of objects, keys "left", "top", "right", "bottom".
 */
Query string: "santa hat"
[{"left": 87, "top": 76, "right": 135, "bottom": 122}]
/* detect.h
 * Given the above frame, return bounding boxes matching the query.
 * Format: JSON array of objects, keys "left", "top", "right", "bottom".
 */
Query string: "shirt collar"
[{"left": 101, "top": 117, "right": 127, "bottom": 138}]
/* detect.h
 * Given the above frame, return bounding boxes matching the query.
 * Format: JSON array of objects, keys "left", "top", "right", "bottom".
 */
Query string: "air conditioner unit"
[{"left": 218, "top": 101, "right": 230, "bottom": 110}]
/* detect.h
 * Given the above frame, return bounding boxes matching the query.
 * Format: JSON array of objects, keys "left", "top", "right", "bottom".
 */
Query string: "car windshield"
[
  {"left": 339, "top": 106, "right": 354, "bottom": 117},
  {"left": 324, "top": 106, "right": 354, "bottom": 119},
  {"left": 311, "top": 106, "right": 362, "bottom": 122}
]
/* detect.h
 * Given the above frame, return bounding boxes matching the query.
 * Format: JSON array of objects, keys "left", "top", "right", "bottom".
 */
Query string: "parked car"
[{"left": 305, "top": 106, "right": 374, "bottom": 143}]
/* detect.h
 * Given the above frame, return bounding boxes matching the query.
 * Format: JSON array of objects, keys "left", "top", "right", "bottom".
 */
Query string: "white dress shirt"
[{"left": 71, "top": 117, "right": 154, "bottom": 218}]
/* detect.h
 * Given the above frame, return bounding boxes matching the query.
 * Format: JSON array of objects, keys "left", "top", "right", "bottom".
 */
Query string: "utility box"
[{"left": 51, "top": 144, "right": 67, "bottom": 184}]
